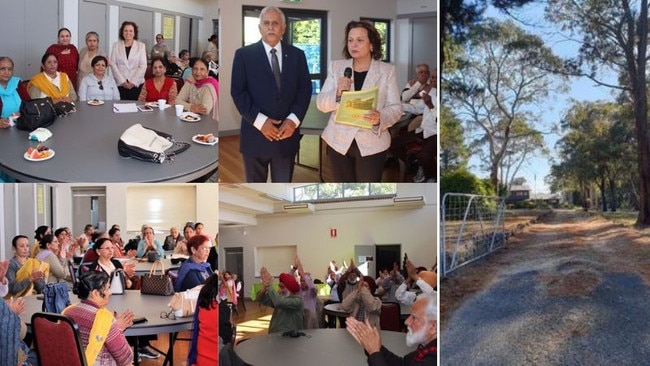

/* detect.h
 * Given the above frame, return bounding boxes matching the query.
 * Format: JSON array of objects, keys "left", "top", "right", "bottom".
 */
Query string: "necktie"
[{"left": 270, "top": 48, "right": 281, "bottom": 90}]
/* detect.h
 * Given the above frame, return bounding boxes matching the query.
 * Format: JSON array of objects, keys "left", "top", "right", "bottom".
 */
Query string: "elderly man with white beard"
[
  {"left": 258, "top": 266, "right": 305, "bottom": 334},
  {"left": 346, "top": 292, "right": 437, "bottom": 365}
]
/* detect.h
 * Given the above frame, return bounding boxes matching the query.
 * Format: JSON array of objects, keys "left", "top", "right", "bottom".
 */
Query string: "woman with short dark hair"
[{"left": 79, "top": 55, "right": 120, "bottom": 101}]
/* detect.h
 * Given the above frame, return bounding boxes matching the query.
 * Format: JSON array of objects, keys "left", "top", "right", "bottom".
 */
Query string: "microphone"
[{"left": 342, "top": 67, "right": 352, "bottom": 92}]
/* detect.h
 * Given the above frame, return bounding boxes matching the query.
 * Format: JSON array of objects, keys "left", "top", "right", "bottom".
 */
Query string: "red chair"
[
  {"left": 379, "top": 302, "right": 401, "bottom": 331},
  {"left": 31, "top": 312, "right": 87, "bottom": 366}
]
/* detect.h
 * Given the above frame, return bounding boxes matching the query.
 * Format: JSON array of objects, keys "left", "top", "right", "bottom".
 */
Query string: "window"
[
  {"left": 360, "top": 17, "right": 391, "bottom": 62},
  {"left": 242, "top": 6, "right": 328, "bottom": 94},
  {"left": 293, "top": 183, "right": 397, "bottom": 202}
]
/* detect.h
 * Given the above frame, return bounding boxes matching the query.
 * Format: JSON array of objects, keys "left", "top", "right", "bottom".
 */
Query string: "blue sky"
[{"left": 466, "top": 4, "right": 616, "bottom": 193}]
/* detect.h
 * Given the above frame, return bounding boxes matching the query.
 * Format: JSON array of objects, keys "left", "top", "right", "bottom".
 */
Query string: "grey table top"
[
  {"left": 235, "top": 328, "right": 415, "bottom": 366},
  {"left": 324, "top": 302, "right": 412, "bottom": 319},
  {"left": 20, "top": 290, "right": 193, "bottom": 337},
  {"left": 0, "top": 103, "right": 218, "bottom": 182},
  {"left": 120, "top": 258, "right": 181, "bottom": 276}
]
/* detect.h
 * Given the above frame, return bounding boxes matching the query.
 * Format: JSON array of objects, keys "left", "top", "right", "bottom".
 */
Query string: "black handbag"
[
  {"left": 15, "top": 97, "right": 57, "bottom": 131},
  {"left": 118, "top": 123, "right": 190, "bottom": 163},
  {"left": 53, "top": 101, "right": 76, "bottom": 116}
]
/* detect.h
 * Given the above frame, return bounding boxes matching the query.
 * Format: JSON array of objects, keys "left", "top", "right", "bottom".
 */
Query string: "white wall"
[
  {"left": 60, "top": 0, "right": 211, "bottom": 58},
  {"left": 397, "top": 0, "right": 436, "bottom": 14},
  {"left": 218, "top": 0, "right": 399, "bottom": 133},
  {"left": 52, "top": 183, "right": 218, "bottom": 243},
  {"left": 220, "top": 183, "right": 437, "bottom": 297}
]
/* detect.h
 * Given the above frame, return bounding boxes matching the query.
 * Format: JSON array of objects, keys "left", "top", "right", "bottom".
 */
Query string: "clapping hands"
[
  {"left": 260, "top": 266, "right": 273, "bottom": 287},
  {"left": 346, "top": 317, "right": 382, "bottom": 354}
]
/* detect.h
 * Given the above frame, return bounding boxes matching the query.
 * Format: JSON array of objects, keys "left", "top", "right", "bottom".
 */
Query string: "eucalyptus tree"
[
  {"left": 546, "top": 0, "right": 650, "bottom": 224},
  {"left": 444, "top": 19, "right": 566, "bottom": 195}
]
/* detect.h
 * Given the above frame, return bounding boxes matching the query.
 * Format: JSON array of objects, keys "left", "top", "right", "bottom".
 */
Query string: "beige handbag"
[{"left": 169, "top": 285, "right": 203, "bottom": 317}]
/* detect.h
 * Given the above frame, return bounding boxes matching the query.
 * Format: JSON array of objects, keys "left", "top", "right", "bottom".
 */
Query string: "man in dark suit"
[{"left": 231, "top": 6, "right": 312, "bottom": 182}]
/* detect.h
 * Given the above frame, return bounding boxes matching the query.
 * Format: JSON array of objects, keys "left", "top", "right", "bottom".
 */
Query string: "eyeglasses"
[
  {"left": 98, "top": 80, "right": 103, "bottom": 90},
  {"left": 0, "top": 67, "right": 13, "bottom": 72},
  {"left": 160, "top": 310, "right": 176, "bottom": 320}
]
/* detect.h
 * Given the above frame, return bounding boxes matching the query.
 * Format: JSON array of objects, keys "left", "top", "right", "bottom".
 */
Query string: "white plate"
[
  {"left": 192, "top": 134, "right": 218, "bottom": 146},
  {"left": 145, "top": 102, "right": 171, "bottom": 109},
  {"left": 180, "top": 112, "right": 201, "bottom": 122},
  {"left": 24, "top": 149, "right": 55, "bottom": 161},
  {"left": 87, "top": 99, "right": 104, "bottom": 106}
]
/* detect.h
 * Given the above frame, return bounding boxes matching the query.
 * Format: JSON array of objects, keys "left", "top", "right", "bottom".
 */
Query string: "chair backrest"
[
  {"left": 379, "top": 302, "right": 401, "bottom": 331},
  {"left": 31, "top": 312, "right": 87, "bottom": 366}
]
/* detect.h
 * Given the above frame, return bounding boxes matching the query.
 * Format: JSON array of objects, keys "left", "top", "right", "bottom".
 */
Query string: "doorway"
[
  {"left": 376, "top": 244, "right": 401, "bottom": 278},
  {"left": 71, "top": 187, "right": 106, "bottom": 236},
  {"left": 224, "top": 247, "right": 244, "bottom": 281}
]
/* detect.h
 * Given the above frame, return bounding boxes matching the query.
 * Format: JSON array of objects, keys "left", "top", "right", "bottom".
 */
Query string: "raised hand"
[{"left": 116, "top": 309, "right": 135, "bottom": 331}]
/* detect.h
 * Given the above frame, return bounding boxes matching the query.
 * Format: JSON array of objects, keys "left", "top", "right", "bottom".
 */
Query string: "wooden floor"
[
  {"left": 219, "top": 134, "right": 411, "bottom": 183},
  {"left": 229, "top": 298, "right": 275, "bottom": 342}
]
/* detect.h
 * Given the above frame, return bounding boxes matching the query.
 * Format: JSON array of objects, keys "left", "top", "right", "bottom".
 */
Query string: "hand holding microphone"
[{"left": 337, "top": 67, "right": 353, "bottom": 100}]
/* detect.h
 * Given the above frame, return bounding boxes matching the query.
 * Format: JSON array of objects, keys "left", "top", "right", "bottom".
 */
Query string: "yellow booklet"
[{"left": 334, "top": 87, "right": 379, "bottom": 129}]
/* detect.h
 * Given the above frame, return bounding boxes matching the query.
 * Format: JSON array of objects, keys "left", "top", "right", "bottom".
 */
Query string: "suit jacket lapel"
[{"left": 361, "top": 59, "right": 380, "bottom": 90}]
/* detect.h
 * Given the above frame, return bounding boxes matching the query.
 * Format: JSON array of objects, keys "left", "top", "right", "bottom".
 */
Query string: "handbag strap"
[{"left": 148, "top": 260, "right": 165, "bottom": 276}]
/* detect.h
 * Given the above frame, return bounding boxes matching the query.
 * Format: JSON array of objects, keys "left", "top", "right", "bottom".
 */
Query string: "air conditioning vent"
[{"left": 283, "top": 203, "right": 315, "bottom": 213}]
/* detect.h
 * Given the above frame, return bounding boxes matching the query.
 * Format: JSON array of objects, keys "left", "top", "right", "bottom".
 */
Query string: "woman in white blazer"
[
  {"left": 317, "top": 20, "right": 402, "bottom": 182},
  {"left": 110, "top": 21, "right": 147, "bottom": 100}
]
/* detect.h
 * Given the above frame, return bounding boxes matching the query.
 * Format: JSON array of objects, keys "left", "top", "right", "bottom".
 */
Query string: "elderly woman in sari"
[
  {"left": 176, "top": 58, "right": 219, "bottom": 120},
  {"left": 45, "top": 28, "right": 79, "bottom": 90},
  {"left": 78, "top": 31, "right": 108, "bottom": 85},
  {"left": 6, "top": 235, "right": 46, "bottom": 297},
  {"left": 29, "top": 53, "right": 78, "bottom": 103},
  {"left": 0, "top": 57, "right": 24, "bottom": 129}
]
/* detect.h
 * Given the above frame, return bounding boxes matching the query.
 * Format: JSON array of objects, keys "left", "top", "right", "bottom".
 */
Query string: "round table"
[
  {"left": 235, "top": 328, "right": 415, "bottom": 366},
  {"left": 324, "top": 302, "right": 412, "bottom": 320},
  {"left": 0, "top": 103, "right": 218, "bottom": 182},
  {"left": 20, "top": 291, "right": 193, "bottom": 364}
]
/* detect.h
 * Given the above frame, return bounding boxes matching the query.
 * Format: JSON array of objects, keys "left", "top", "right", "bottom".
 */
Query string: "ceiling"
[{"left": 219, "top": 184, "right": 426, "bottom": 227}]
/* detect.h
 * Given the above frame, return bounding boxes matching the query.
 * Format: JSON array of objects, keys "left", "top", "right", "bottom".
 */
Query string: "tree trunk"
[
  {"left": 598, "top": 177, "right": 607, "bottom": 212},
  {"left": 609, "top": 177, "right": 617, "bottom": 212},
  {"left": 633, "top": 1, "right": 650, "bottom": 226}
]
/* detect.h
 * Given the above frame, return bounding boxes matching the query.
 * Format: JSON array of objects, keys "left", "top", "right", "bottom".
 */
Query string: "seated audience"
[
  {"left": 83, "top": 238, "right": 136, "bottom": 289},
  {"left": 55, "top": 227, "right": 81, "bottom": 261},
  {"left": 78, "top": 55, "right": 120, "bottom": 101},
  {"left": 164, "top": 226, "right": 184, "bottom": 251},
  {"left": 175, "top": 224, "right": 195, "bottom": 255},
  {"left": 258, "top": 266, "right": 304, "bottom": 334},
  {"left": 136, "top": 226, "right": 164, "bottom": 259},
  {"left": 401, "top": 63, "right": 434, "bottom": 106},
  {"left": 35, "top": 234, "right": 69, "bottom": 284},
  {"left": 0, "top": 57, "right": 25, "bottom": 129},
  {"left": 341, "top": 275, "right": 382, "bottom": 329},
  {"left": 381, "top": 263, "right": 405, "bottom": 302},
  {"left": 290, "top": 256, "right": 319, "bottom": 329},
  {"left": 174, "top": 234, "right": 214, "bottom": 292},
  {"left": 123, "top": 239, "right": 139, "bottom": 259},
  {"left": 7, "top": 235, "right": 46, "bottom": 297},
  {"left": 188, "top": 273, "right": 218, "bottom": 365},
  {"left": 0, "top": 259, "right": 36, "bottom": 366},
  {"left": 108, "top": 226, "right": 125, "bottom": 257},
  {"left": 176, "top": 57, "right": 219, "bottom": 119},
  {"left": 346, "top": 292, "right": 437, "bottom": 365},
  {"left": 28, "top": 53, "right": 78, "bottom": 103},
  {"left": 30, "top": 225, "right": 51, "bottom": 259},
  {"left": 138, "top": 56, "right": 177, "bottom": 104},
  {"left": 150, "top": 34, "right": 171, "bottom": 63},
  {"left": 81, "top": 230, "right": 110, "bottom": 264},
  {"left": 181, "top": 57, "right": 199, "bottom": 80},
  {"left": 218, "top": 270, "right": 237, "bottom": 306},
  {"left": 337, "top": 260, "right": 363, "bottom": 301},
  {"left": 64, "top": 271, "right": 134, "bottom": 366},
  {"left": 395, "top": 260, "right": 436, "bottom": 306},
  {"left": 174, "top": 49, "right": 190, "bottom": 72}
]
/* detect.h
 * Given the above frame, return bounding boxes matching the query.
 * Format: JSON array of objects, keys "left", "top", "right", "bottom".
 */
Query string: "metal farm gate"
[{"left": 440, "top": 193, "right": 506, "bottom": 277}]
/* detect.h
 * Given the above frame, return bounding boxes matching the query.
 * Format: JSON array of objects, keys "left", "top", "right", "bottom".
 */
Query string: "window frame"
[{"left": 360, "top": 17, "right": 392, "bottom": 62}]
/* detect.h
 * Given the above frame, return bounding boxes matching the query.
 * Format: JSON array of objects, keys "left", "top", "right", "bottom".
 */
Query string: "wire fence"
[{"left": 440, "top": 193, "right": 506, "bottom": 277}]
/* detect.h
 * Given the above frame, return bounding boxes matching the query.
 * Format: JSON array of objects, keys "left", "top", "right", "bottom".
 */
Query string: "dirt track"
[{"left": 440, "top": 210, "right": 650, "bottom": 365}]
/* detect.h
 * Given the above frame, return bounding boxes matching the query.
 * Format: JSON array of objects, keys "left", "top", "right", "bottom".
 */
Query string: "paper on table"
[
  {"left": 334, "top": 87, "right": 379, "bottom": 129},
  {"left": 113, "top": 103, "right": 138, "bottom": 113}
]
